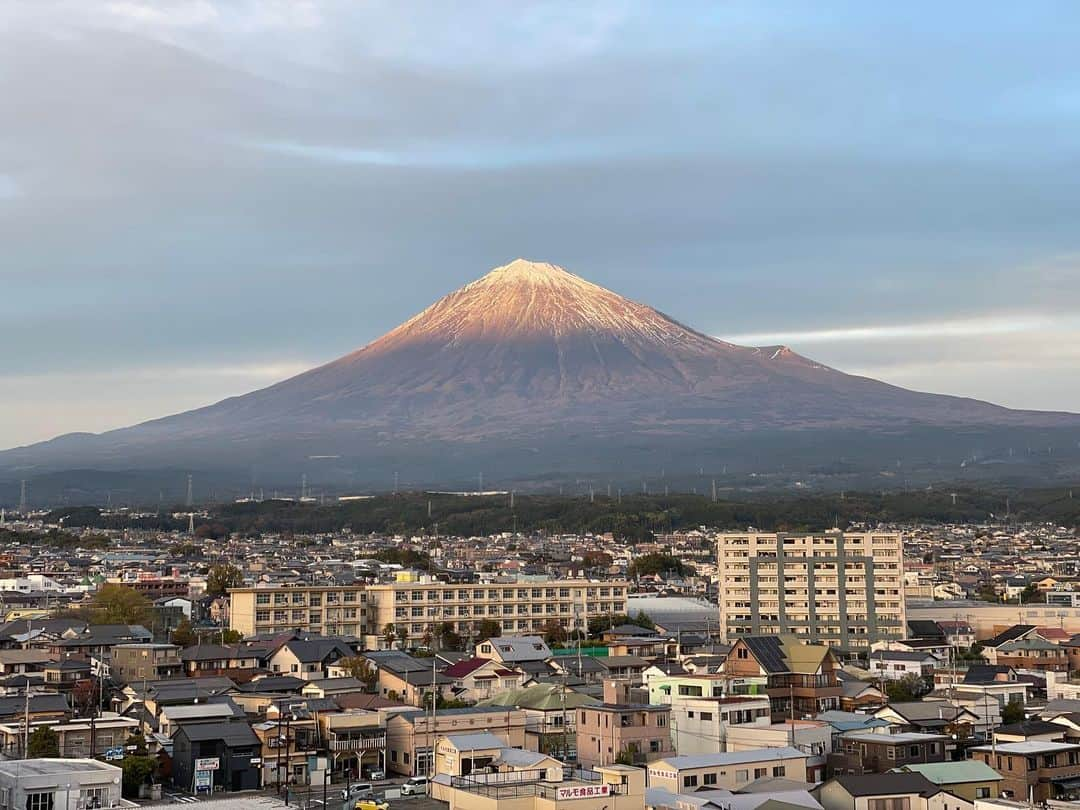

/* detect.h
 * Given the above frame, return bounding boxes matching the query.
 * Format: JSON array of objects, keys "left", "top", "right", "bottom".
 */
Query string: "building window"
[
  {"left": 773, "top": 766, "right": 786, "bottom": 777},
  {"left": 976, "top": 788, "right": 990, "bottom": 799},
  {"left": 26, "top": 794, "right": 54, "bottom": 810},
  {"left": 868, "top": 800, "right": 910, "bottom": 810},
  {"left": 683, "top": 776, "right": 698, "bottom": 788},
  {"left": 703, "top": 773, "right": 717, "bottom": 785},
  {"left": 735, "top": 769, "right": 748, "bottom": 783}
]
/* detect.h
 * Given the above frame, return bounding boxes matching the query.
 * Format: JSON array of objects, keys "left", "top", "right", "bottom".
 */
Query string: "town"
[{"left": 0, "top": 505, "right": 1077, "bottom": 810}]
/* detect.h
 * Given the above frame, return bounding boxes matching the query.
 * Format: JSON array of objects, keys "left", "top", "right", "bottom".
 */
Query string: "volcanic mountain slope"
[{"left": 3, "top": 259, "right": 1078, "bottom": 484}]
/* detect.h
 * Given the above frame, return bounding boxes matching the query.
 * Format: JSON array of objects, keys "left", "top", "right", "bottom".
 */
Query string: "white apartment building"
[{"left": 717, "top": 530, "right": 906, "bottom": 653}]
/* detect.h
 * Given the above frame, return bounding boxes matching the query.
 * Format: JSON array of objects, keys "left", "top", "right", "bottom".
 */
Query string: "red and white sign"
[{"left": 556, "top": 784, "right": 610, "bottom": 801}]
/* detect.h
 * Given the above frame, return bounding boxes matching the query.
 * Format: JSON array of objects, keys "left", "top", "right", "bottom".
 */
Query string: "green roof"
[
  {"left": 893, "top": 761, "right": 1003, "bottom": 784},
  {"left": 477, "top": 683, "right": 599, "bottom": 712}
]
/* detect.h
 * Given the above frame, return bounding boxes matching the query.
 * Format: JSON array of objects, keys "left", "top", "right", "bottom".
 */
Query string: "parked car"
[
  {"left": 401, "top": 776, "right": 429, "bottom": 796},
  {"left": 342, "top": 783, "right": 373, "bottom": 800},
  {"left": 366, "top": 769, "right": 386, "bottom": 781}
]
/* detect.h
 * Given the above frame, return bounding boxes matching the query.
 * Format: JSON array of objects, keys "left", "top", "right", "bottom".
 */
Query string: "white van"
[{"left": 401, "top": 776, "right": 429, "bottom": 796}]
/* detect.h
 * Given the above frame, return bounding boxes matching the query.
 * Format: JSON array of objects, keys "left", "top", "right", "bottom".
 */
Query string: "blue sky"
[{"left": 2, "top": 1, "right": 1079, "bottom": 448}]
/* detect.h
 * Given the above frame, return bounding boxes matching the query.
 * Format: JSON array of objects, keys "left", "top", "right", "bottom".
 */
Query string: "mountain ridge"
[{"left": 2, "top": 259, "right": 1078, "bottom": 494}]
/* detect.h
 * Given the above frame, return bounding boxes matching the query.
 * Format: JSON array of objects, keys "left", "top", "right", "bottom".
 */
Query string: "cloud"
[
  {"left": 0, "top": 1, "right": 1079, "bottom": 447},
  {"left": 720, "top": 314, "right": 1072, "bottom": 346}
]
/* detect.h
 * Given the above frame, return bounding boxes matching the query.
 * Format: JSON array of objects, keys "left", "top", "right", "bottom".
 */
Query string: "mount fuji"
[{"left": 3, "top": 259, "right": 1078, "bottom": 496}]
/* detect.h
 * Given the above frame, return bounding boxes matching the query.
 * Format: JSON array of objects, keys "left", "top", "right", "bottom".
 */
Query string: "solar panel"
[{"left": 745, "top": 636, "right": 788, "bottom": 672}]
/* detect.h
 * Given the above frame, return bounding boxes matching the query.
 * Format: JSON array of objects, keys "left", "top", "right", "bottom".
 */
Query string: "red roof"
[{"left": 443, "top": 657, "right": 493, "bottom": 678}]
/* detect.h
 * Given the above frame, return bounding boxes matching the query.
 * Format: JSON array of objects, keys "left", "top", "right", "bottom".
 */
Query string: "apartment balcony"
[{"left": 328, "top": 732, "right": 386, "bottom": 753}]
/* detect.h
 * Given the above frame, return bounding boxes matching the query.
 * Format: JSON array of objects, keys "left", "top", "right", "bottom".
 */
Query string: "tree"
[
  {"left": 27, "top": 726, "right": 59, "bottom": 758},
  {"left": 206, "top": 563, "right": 243, "bottom": 596},
  {"left": 120, "top": 756, "right": 157, "bottom": 797},
  {"left": 337, "top": 656, "right": 378, "bottom": 691},
  {"left": 628, "top": 553, "right": 691, "bottom": 579},
  {"left": 885, "top": 673, "right": 931, "bottom": 703},
  {"left": 436, "top": 623, "right": 463, "bottom": 652},
  {"left": 91, "top": 584, "right": 152, "bottom": 626},
  {"left": 221, "top": 628, "right": 242, "bottom": 644},
  {"left": 383, "top": 623, "right": 397, "bottom": 649},
  {"left": 395, "top": 624, "right": 410, "bottom": 650},
  {"left": 193, "top": 523, "right": 228, "bottom": 540},
  {"left": 542, "top": 618, "right": 567, "bottom": 646},
  {"left": 1001, "top": 697, "right": 1025, "bottom": 725},
  {"left": 72, "top": 678, "right": 100, "bottom": 717},
  {"left": 475, "top": 619, "right": 502, "bottom": 643},
  {"left": 171, "top": 618, "right": 196, "bottom": 648}
]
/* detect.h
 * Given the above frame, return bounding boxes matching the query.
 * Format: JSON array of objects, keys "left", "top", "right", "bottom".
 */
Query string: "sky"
[{"left": 2, "top": 1, "right": 1080, "bottom": 449}]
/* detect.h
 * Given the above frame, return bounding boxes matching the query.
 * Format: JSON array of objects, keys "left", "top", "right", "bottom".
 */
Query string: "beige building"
[
  {"left": 366, "top": 575, "right": 629, "bottom": 645},
  {"left": 385, "top": 705, "right": 527, "bottom": 777},
  {"left": 229, "top": 583, "right": 370, "bottom": 638},
  {"left": 717, "top": 531, "right": 906, "bottom": 652},
  {"left": 646, "top": 747, "right": 810, "bottom": 793},
  {"left": 229, "top": 575, "right": 629, "bottom": 641},
  {"left": 430, "top": 730, "right": 648, "bottom": 810}
]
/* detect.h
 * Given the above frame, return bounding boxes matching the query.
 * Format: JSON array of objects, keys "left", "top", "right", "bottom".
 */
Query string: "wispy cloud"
[{"left": 721, "top": 314, "right": 1070, "bottom": 346}]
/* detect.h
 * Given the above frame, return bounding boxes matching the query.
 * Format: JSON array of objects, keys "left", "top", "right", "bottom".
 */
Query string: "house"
[
  {"left": 575, "top": 699, "right": 673, "bottom": 769},
  {"left": 0, "top": 713, "right": 139, "bottom": 759},
  {"left": 892, "top": 761, "right": 1004, "bottom": 801},
  {"left": 599, "top": 655, "right": 650, "bottom": 682},
  {"left": 873, "top": 702, "right": 979, "bottom": 737},
  {"left": 385, "top": 705, "right": 526, "bottom": 777},
  {"left": 819, "top": 772, "right": 970, "bottom": 810},
  {"left": 172, "top": 721, "right": 262, "bottom": 793},
  {"left": 0, "top": 759, "right": 124, "bottom": 810},
  {"left": 431, "top": 743, "right": 645, "bottom": 810},
  {"left": 442, "top": 657, "right": 527, "bottom": 703},
  {"left": 829, "top": 732, "right": 947, "bottom": 776},
  {"left": 985, "top": 638, "right": 1069, "bottom": 672},
  {"left": 179, "top": 643, "right": 262, "bottom": 682},
  {"left": 993, "top": 719, "right": 1066, "bottom": 744},
  {"left": 110, "top": 643, "right": 183, "bottom": 683},
  {"left": 646, "top": 747, "right": 810, "bottom": 793},
  {"left": 157, "top": 702, "right": 243, "bottom": 738},
  {"left": 363, "top": 650, "right": 455, "bottom": 706},
  {"left": 666, "top": 694, "right": 771, "bottom": 756},
  {"left": 970, "top": 740, "right": 1080, "bottom": 802},
  {"left": 0, "top": 650, "right": 53, "bottom": 676},
  {"left": 434, "top": 730, "right": 562, "bottom": 778},
  {"left": 838, "top": 675, "right": 885, "bottom": 712},
  {"left": 869, "top": 650, "right": 941, "bottom": 681},
  {"left": 726, "top": 720, "right": 832, "bottom": 781},
  {"left": 478, "top": 683, "right": 600, "bottom": 761},
  {"left": 937, "top": 622, "right": 976, "bottom": 648},
  {"left": 267, "top": 638, "right": 352, "bottom": 681},
  {"left": 723, "top": 636, "right": 842, "bottom": 721},
  {"left": 475, "top": 636, "right": 552, "bottom": 665},
  {"left": 317, "top": 708, "right": 386, "bottom": 781}
]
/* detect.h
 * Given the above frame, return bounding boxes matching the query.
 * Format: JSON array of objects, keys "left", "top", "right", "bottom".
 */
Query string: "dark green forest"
[{"left": 41, "top": 485, "right": 1079, "bottom": 541}]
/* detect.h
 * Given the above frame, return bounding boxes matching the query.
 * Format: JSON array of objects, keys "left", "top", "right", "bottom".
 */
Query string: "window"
[
  {"left": 773, "top": 766, "right": 786, "bottom": 777},
  {"left": 754, "top": 768, "right": 767, "bottom": 779},
  {"left": 737, "top": 647, "right": 749, "bottom": 659},
  {"left": 868, "top": 800, "right": 910, "bottom": 810},
  {"left": 683, "top": 776, "right": 698, "bottom": 788},
  {"left": 735, "top": 769, "right": 748, "bottom": 783},
  {"left": 976, "top": 788, "right": 990, "bottom": 799},
  {"left": 700, "top": 712, "right": 713, "bottom": 722},
  {"left": 703, "top": 773, "right": 717, "bottom": 786},
  {"left": 26, "top": 794, "right": 53, "bottom": 810}
]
